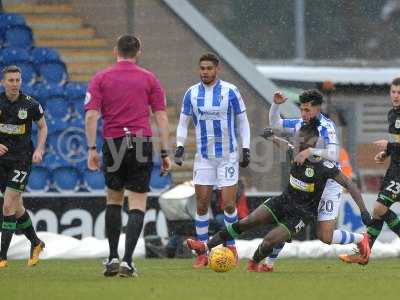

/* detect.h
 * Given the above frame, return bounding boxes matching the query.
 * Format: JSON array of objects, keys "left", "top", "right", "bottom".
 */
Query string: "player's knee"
[
  {"left": 196, "top": 202, "right": 209, "bottom": 215},
  {"left": 223, "top": 203, "right": 235, "bottom": 214},
  {"left": 318, "top": 232, "right": 333, "bottom": 244},
  {"left": 2, "top": 201, "right": 15, "bottom": 215},
  {"left": 372, "top": 203, "right": 388, "bottom": 219}
]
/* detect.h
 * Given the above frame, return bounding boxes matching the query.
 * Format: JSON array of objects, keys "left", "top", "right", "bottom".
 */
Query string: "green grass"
[{"left": 1, "top": 258, "right": 399, "bottom": 300}]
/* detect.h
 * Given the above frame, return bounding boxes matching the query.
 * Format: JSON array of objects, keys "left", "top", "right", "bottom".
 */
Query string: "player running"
[
  {"left": 264, "top": 89, "right": 369, "bottom": 271},
  {"left": 187, "top": 118, "right": 372, "bottom": 272},
  {"left": 174, "top": 53, "right": 250, "bottom": 268},
  {"left": 339, "top": 77, "right": 400, "bottom": 265}
]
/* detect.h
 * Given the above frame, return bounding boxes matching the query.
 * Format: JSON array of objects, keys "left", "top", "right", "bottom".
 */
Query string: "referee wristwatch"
[{"left": 88, "top": 146, "right": 96, "bottom": 151}]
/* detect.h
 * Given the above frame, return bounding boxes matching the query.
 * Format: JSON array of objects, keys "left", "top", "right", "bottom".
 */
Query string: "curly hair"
[{"left": 299, "top": 89, "right": 323, "bottom": 106}]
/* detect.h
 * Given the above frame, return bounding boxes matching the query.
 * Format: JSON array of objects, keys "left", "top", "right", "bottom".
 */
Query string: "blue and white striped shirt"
[{"left": 181, "top": 80, "right": 246, "bottom": 159}]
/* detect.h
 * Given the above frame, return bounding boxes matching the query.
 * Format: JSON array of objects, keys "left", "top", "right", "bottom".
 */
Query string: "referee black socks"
[
  {"left": 123, "top": 209, "right": 145, "bottom": 265},
  {"left": 105, "top": 204, "right": 122, "bottom": 261}
]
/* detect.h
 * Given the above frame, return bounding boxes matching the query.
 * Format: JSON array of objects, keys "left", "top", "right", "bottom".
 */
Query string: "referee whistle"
[{"left": 123, "top": 127, "right": 133, "bottom": 149}]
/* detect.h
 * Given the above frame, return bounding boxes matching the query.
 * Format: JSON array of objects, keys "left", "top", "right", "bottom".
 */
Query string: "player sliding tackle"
[{"left": 187, "top": 118, "right": 372, "bottom": 272}]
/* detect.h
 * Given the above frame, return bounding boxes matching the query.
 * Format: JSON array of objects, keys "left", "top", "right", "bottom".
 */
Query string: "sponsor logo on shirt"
[
  {"left": 395, "top": 119, "right": 400, "bottom": 129},
  {"left": 289, "top": 175, "right": 315, "bottom": 192},
  {"left": 0, "top": 123, "right": 26, "bottom": 135},
  {"left": 197, "top": 108, "right": 221, "bottom": 120}
]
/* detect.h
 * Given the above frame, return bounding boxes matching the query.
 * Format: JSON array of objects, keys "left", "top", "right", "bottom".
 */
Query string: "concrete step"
[
  {"left": 69, "top": 74, "right": 92, "bottom": 82},
  {"left": 67, "top": 62, "right": 111, "bottom": 75},
  {"left": 36, "top": 38, "right": 109, "bottom": 49},
  {"left": 59, "top": 49, "right": 112, "bottom": 63},
  {"left": 5, "top": 4, "right": 73, "bottom": 14},
  {"left": 33, "top": 28, "right": 96, "bottom": 40},
  {"left": 26, "top": 15, "right": 82, "bottom": 29}
]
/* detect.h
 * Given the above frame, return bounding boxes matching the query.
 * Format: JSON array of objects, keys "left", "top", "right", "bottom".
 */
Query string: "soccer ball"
[{"left": 208, "top": 246, "right": 236, "bottom": 273}]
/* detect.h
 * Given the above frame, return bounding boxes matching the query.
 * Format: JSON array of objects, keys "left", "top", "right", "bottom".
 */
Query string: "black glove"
[
  {"left": 240, "top": 148, "right": 250, "bottom": 168},
  {"left": 361, "top": 211, "right": 372, "bottom": 226},
  {"left": 261, "top": 127, "right": 274, "bottom": 140},
  {"left": 174, "top": 146, "right": 185, "bottom": 166}
]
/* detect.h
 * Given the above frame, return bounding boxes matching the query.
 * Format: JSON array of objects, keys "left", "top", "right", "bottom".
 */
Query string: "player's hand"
[
  {"left": 374, "top": 139, "right": 388, "bottom": 152},
  {"left": 174, "top": 146, "right": 185, "bottom": 166},
  {"left": 32, "top": 148, "right": 44, "bottom": 163},
  {"left": 294, "top": 148, "right": 311, "bottom": 165},
  {"left": 0, "top": 144, "right": 8, "bottom": 156},
  {"left": 160, "top": 156, "right": 171, "bottom": 176},
  {"left": 240, "top": 148, "right": 250, "bottom": 168},
  {"left": 273, "top": 91, "right": 288, "bottom": 105},
  {"left": 374, "top": 151, "right": 388, "bottom": 164},
  {"left": 87, "top": 149, "right": 101, "bottom": 171},
  {"left": 361, "top": 211, "right": 372, "bottom": 226}
]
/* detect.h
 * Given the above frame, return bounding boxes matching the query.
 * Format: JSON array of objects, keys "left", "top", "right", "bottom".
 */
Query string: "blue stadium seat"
[
  {"left": 52, "top": 166, "right": 80, "bottom": 191},
  {"left": 15, "top": 62, "right": 36, "bottom": 85},
  {"left": 83, "top": 169, "right": 105, "bottom": 191},
  {"left": 46, "top": 83, "right": 65, "bottom": 98},
  {"left": 0, "top": 13, "right": 25, "bottom": 27},
  {"left": 21, "top": 84, "right": 35, "bottom": 97},
  {"left": 149, "top": 166, "right": 172, "bottom": 191},
  {"left": 27, "top": 166, "right": 49, "bottom": 191},
  {"left": 46, "top": 98, "right": 70, "bottom": 120},
  {"left": 39, "top": 62, "right": 68, "bottom": 85},
  {"left": 5, "top": 25, "right": 33, "bottom": 48},
  {"left": 2, "top": 47, "right": 30, "bottom": 64},
  {"left": 72, "top": 100, "right": 85, "bottom": 118},
  {"left": 69, "top": 115, "right": 84, "bottom": 128},
  {"left": 47, "top": 117, "right": 69, "bottom": 133},
  {"left": 42, "top": 152, "right": 65, "bottom": 170},
  {"left": 64, "top": 82, "right": 87, "bottom": 101},
  {"left": 31, "top": 47, "right": 60, "bottom": 65}
]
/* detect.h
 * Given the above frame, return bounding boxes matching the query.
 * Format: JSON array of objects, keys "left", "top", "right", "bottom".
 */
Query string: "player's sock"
[
  {"left": 123, "top": 209, "right": 145, "bottom": 265},
  {"left": 224, "top": 209, "right": 238, "bottom": 246},
  {"left": 367, "top": 218, "right": 384, "bottom": 248},
  {"left": 382, "top": 209, "right": 400, "bottom": 237},
  {"left": 16, "top": 211, "right": 40, "bottom": 245},
  {"left": 0, "top": 215, "right": 16, "bottom": 260},
  {"left": 105, "top": 204, "right": 122, "bottom": 261},
  {"left": 207, "top": 223, "right": 242, "bottom": 249},
  {"left": 195, "top": 212, "right": 209, "bottom": 243},
  {"left": 266, "top": 242, "right": 285, "bottom": 266},
  {"left": 331, "top": 229, "right": 363, "bottom": 244},
  {"left": 252, "top": 242, "right": 273, "bottom": 263}
]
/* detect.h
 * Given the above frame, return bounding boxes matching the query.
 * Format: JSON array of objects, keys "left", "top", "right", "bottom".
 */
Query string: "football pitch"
[{"left": 1, "top": 258, "right": 399, "bottom": 300}]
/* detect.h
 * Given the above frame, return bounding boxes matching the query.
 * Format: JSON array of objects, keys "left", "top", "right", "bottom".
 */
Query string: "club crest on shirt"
[
  {"left": 395, "top": 119, "right": 400, "bottom": 129},
  {"left": 323, "top": 161, "right": 335, "bottom": 169},
  {"left": 305, "top": 167, "right": 314, "bottom": 177},
  {"left": 18, "top": 108, "right": 27, "bottom": 120}
]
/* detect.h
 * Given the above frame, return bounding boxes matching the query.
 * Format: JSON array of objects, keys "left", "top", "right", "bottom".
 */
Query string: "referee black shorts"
[{"left": 102, "top": 136, "right": 153, "bottom": 193}]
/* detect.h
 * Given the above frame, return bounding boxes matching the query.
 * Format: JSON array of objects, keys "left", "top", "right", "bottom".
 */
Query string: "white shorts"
[
  {"left": 317, "top": 179, "right": 343, "bottom": 222},
  {"left": 193, "top": 153, "right": 239, "bottom": 187}
]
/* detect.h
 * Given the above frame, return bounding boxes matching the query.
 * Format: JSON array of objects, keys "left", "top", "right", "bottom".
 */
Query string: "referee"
[{"left": 85, "top": 35, "right": 171, "bottom": 278}]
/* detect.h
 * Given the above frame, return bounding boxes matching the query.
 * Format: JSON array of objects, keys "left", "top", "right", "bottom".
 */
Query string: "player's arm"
[
  {"left": 333, "top": 171, "right": 371, "bottom": 225},
  {"left": 269, "top": 91, "right": 297, "bottom": 135},
  {"left": 175, "top": 89, "right": 192, "bottom": 166},
  {"left": 32, "top": 116, "right": 48, "bottom": 163}
]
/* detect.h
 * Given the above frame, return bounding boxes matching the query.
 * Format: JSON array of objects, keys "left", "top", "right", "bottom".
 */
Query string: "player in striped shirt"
[
  {"left": 174, "top": 53, "right": 250, "bottom": 268},
  {"left": 263, "top": 89, "right": 369, "bottom": 271}
]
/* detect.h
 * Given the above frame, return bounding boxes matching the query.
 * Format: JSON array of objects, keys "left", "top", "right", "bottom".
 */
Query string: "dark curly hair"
[{"left": 299, "top": 89, "right": 323, "bottom": 106}]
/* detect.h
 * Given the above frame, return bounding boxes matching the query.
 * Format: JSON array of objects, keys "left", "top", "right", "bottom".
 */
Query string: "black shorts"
[
  {"left": 377, "top": 164, "right": 400, "bottom": 207},
  {"left": 262, "top": 195, "right": 309, "bottom": 239},
  {"left": 102, "top": 136, "right": 153, "bottom": 193},
  {"left": 0, "top": 159, "right": 32, "bottom": 194}
]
